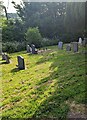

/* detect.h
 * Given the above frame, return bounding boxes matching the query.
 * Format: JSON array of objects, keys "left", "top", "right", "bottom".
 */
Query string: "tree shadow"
[
  {"left": 31, "top": 51, "right": 86, "bottom": 119},
  {"left": 2, "top": 49, "right": 86, "bottom": 120}
]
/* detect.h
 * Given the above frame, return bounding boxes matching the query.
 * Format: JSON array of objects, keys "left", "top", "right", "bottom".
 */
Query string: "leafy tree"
[
  {"left": 25, "top": 27, "right": 42, "bottom": 47},
  {"left": 2, "top": 19, "right": 25, "bottom": 42},
  {"left": 0, "top": 1, "right": 8, "bottom": 20},
  {"left": 64, "top": 2, "right": 85, "bottom": 36},
  {"left": 12, "top": 2, "right": 66, "bottom": 38}
]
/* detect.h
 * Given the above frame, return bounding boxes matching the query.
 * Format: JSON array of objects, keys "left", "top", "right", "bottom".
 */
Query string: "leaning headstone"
[
  {"left": 27, "top": 45, "right": 31, "bottom": 53},
  {"left": 72, "top": 42, "right": 78, "bottom": 52},
  {"left": 31, "top": 44, "right": 38, "bottom": 54},
  {"left": 5, "top": 54, "right": 10, "bottom": 64},
  {"left": 58, "top": 41, "right": 63, "bottom": 49},
  {"left": 2, "top": 53, "right": 6, "bottom": 60},
  {"left": 82, "top": 38, "right": 87, "bottom": 47},
  {"left": 66, "top": 44, "right": 71, "bottom": 51},
  {"left": 78, "top": 38, "right": 82, "bottom": 44},
  {"left": 17, "top": 56, "right": 25, "bottom": 70}
]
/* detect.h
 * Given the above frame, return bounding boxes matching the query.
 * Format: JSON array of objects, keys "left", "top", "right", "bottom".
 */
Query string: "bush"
[
  {"left": 41, "top": 38, "right": 58, "bottom": 47},
  {"left": 2, "top": 41, "right": 26, "bottom": 53},
  {"left": 25, "top": 27, "right": 42, "bottom": 48}
]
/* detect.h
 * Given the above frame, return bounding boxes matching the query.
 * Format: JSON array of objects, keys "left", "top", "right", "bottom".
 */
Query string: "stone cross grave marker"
[
  {"left": 58, "top": 41, "right": 63, "bottom": 49},
  {"left": 31, "top": 44, "right": 38, "bottom": 54},
  {"left": 17, "top": 56, "right": 25, "bottom": 70},
  {"left": 66, "top": 44, "right": 71, "bottom": 51},
  {"left": 72, "top": 42, "right": 78, "bottom": 52}
]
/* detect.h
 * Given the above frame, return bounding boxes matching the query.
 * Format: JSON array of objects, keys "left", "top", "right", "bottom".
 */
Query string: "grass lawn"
[{"left": 0, "top": 45, "right": 87, "bottom": 120}]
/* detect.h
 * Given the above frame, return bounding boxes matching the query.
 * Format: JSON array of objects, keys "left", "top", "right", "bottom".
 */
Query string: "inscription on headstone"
[{"left": 17, "top": 56, "right": 25, "bottom": 70}]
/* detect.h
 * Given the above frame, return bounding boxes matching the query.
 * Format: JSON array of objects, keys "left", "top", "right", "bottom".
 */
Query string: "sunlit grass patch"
[{"left": 1, "top": 45, "right": 86, "bottom": 119}]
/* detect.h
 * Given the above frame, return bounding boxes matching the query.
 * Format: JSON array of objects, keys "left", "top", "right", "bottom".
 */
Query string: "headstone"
[
  {"left": 78, "top": 38, "right": 82, "bottom": 44},
  {"left": 2, "top": 53, "right": 6, "bottom": 60},
  {"left": 17, "top": 56, "right": 25, "bottom": 70},
  {"left": 31, "top": 44, "right": 38, "bottom": 54},
  {"left": 27, "top": 45, "right": 31, "bottom": 53},
  {"left": 82, "top": 38, "right": 87, "bottom": 47},
  {"left": 66, "top": 44, "right": 71, "bottom": 51},
  {"left": 30, "top": 47, "right": 32, "bottom": 53},
  {"left": 5, "top": 54, "right": 10, "bottom": 64},
  {"left": 72, "top": 42, "right": 78, "bottom": 52},
  {"left": 58, "top": 41, "right": 63, "bottom": 49}
]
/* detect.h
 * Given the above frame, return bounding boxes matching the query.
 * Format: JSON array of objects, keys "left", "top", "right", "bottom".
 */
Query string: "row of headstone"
[
  {"left": 58, "top": 41, "right": 78, "bottom": 52},
  {"left": 58, "top": 37, "right": 87, "bottom": 53},
  {"left": 78, "top": 37, "right": 87, "bottom": 47},
  {"left": 66, "top": 42, "right": 78, "bottom": 52},
  {"left": 2, "top": 53, "right": 10, "bottom": 64},
  {"left": 27, "top": 44, "right": 38, "bottom": 54},
  {"left": 2, "top": 53, "right": 25, "bottom": 70}
]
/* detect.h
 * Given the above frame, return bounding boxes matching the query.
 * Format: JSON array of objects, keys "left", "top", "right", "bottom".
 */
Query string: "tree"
[
  {"left": 12, "top": 2, "right": 66, "bottom": 38},
  {"left": 2, "top": 19, "right": 25, "bottom": 42},
  {"left": 12, "top": 2, "right": 85, "bottom": 42},
  {"left": 64, "top": 2, "right": 85, "bottom": 35},
  {"left": 0, "top": 1, "right": 8, "bottom": 20},
  {"left": 25, "top": 27, "right": 42, "bottom": 47}
]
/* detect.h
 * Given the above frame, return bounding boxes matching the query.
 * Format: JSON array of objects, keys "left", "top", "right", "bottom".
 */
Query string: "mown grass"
[{"left": 0, "top": 45, "right": 87, "bottom": 120}]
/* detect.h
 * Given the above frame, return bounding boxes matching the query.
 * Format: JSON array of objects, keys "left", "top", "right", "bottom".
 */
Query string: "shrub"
[
  {"left": 2, "top": 41, "right": 26, "bottom": 53},
  {"left": 25, "top": 27, "right": 42, "bottom": 48},
  {"left": 41, "top": 38, "right": 58, "bottom": 47}
]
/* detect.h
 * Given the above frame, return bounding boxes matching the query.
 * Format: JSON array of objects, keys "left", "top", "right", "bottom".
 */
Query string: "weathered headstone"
[
  {"left": 30, "top": 47, "right": 32, "bottom": 53},
  {"left": 66, "top": 44, "right": 71, "bottom": 51},
  {"left": 17, "top": 56, "right": 25, "bottom": 70},
  {"left": 2, "top": 53, "right": 6, "bottom": 60},
  {"left": 5, "top": 54, "right": 10, "bottom": 64},
  {"left": 27, "top": 45, "right": 31, "bottom": 53},
  {"left": 58, "top": 41, "right": 63, "bottom": 49},
  {"left": 31, "top": 44, "right": 38, "bottom": 54},
  {"left": 82, "top": 38, "right": 87, "bottom": 47},
  {"left": 72, "top": 42, "right": 78, "bottom": 52},
  {"left": 78, "top": 38, "right": 82, "bottom": 44}
]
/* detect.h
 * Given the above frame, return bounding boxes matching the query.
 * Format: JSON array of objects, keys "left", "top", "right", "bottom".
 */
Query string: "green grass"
[{"left": 0, "top": 45, "right": 87, "bottom": 120}]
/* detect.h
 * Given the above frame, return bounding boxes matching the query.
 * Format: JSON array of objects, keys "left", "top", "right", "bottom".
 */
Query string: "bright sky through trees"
[{"left": 3, "top": 0, "right": 22, "bottom": 13}]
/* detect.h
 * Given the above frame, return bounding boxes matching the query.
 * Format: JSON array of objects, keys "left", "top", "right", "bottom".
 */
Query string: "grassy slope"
[{"left": 0, "top": 45, "right": 87, "bottom": 120}]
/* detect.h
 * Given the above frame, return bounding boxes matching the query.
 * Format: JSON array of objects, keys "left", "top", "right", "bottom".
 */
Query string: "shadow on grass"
[
  {"left": 2, "top": 49, "right": 86, "bottom": 120},
  {"left": 11, "top": 68, "right": 20, "bottom": 73},
  {"left": 0, "top": 61, "right": 8, "bottom": 64},
  {"left": 32, "top": 51, "right": 86, "bottom": 119}
]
